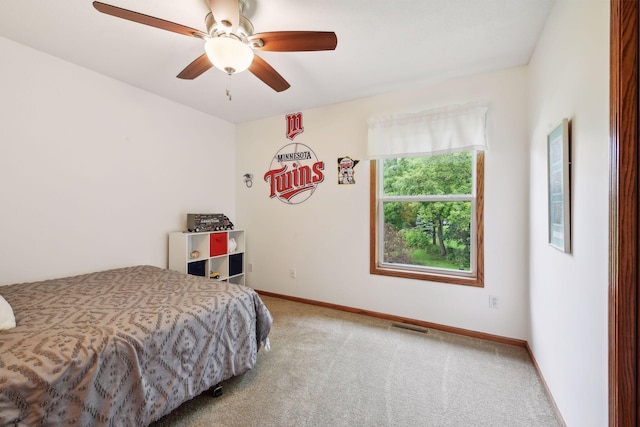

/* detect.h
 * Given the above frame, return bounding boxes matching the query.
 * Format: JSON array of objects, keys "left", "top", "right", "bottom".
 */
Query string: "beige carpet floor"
[{"left": 151, "top": 295, "right": 561, "bottom": 427}]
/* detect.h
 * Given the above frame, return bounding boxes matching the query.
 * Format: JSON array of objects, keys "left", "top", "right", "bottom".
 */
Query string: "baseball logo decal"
[
  {"left": 286, "top": 112, "right": 304, "bottom": 140},
  {"left": 264, "top": 143, "right": 325, "bottom": 204}
]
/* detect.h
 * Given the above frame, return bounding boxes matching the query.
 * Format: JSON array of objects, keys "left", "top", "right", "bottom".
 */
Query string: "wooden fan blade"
[
  {"left": 177, "top": 54, "right": 213, "bottom": 80},
  {"left": 249, "top": 31, "right": 338, "bottom": 52},
  {"left": 209, "top": 0, "right": 240, "bottom": 31},
  {"left": 249, "top": 55, "right": 290, "bottom": 92},
  {"left": 93, "top": 2, "right": 207, "bottom": 39}
]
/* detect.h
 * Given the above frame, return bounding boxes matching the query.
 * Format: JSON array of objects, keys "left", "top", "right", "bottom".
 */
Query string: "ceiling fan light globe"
[{"left": 205, "top": 37, "right": 254, "bottom": 74}]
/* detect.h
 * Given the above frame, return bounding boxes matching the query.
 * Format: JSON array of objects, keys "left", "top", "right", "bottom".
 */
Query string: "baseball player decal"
[{"left": 337, "top": 156, "right": 359, "bottom": 185}]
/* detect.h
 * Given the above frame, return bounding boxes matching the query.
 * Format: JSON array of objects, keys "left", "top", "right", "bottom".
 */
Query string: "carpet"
[{"left": 151, "top": 295, "right": 561, "bottom": 426}]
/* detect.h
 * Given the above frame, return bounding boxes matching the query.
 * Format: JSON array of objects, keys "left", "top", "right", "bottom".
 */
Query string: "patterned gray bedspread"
[{"left": 0, "top": 265, "right": 272, "bottom": 426}]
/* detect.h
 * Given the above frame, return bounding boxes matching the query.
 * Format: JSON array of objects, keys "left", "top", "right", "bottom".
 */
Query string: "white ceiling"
[{"left": 0, "top": 0, "right": 554, "bottom": 124}]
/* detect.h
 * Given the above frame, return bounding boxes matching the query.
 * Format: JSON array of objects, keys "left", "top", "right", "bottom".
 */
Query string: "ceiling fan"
[{"left": 92, "top": 0, "right": 338, "bottom": 92}]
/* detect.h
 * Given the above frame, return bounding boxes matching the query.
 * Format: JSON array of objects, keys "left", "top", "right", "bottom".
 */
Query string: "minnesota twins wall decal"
[{"left": 264, "top": 143, "right": 325, "bottom": 204}]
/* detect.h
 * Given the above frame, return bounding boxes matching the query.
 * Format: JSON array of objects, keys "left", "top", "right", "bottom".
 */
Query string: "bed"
[{"left": 0, "top": 265, "right": 272, "bottom": 426}]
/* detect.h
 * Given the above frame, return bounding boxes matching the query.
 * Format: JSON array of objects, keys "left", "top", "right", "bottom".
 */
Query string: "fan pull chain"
[{"left": 226, "top": 73, "right": 232, "bottom": 101}]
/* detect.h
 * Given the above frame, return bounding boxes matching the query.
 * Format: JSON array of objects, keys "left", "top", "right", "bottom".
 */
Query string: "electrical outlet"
[
  {"left": 489, "top": 295, "right": 499, "bottom": 309},
  {"left": 290, "top": 268, "right": 296, "bottom": 278}
]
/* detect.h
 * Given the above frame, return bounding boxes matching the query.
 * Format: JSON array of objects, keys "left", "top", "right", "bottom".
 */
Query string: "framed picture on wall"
[{"left": 547, "top": 118, "right": 571, "bottom": 253}]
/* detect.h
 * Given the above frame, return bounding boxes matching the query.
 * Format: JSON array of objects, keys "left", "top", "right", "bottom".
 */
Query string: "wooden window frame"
[{"left": 369, "top": 152, "right": 484, "bottom": 287}]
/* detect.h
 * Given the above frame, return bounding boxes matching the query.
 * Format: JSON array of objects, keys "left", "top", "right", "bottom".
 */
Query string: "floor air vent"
[{"left": 390, "top": 323, "right": 429, "bottom": 334}]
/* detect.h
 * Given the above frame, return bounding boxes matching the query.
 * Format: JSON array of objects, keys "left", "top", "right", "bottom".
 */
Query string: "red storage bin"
[{"left": 210, "top": 233, "right": 228, "bottom": 257}]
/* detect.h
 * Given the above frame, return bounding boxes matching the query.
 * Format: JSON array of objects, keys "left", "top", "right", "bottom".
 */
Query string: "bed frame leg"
[{"left": 212, "top": 384, "right": 223, "bottom": 398}]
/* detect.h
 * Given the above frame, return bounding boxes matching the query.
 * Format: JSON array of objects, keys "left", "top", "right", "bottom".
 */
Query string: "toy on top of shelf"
[{"left": 187, "top": 214, "right": 234, "bottom": 232}]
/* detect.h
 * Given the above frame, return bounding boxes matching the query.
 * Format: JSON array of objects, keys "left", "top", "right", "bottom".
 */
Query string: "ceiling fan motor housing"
[{"left": 205, "top": 12, "right": 254, "bottom": 41}]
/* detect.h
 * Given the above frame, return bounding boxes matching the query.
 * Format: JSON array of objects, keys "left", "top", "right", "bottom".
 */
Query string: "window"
[
  {"left": 367, "top": 102, "right": 487, "bottom": 286},
  {"left": 370, "top": 151, "right": 484, "bottom": 286}
]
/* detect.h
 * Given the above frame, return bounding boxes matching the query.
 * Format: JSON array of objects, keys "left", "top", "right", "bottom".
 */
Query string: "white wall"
[
  {"left": 0, "top": 37, "right": 236, "bottom": 285},
  {"left": 528, "top": 1, "right": 609, "bottom": 426},
  {"left": 236, "top": 66, "right": 531, "bottom": 340}
]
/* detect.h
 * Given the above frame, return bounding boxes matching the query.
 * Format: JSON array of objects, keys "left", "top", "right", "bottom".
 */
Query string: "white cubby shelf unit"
[{"left": 169, "top": 229, "right": 245, "bottom": 285}]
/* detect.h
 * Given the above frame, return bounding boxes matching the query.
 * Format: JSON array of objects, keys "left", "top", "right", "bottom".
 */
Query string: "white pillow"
[{"left": 0, "top": 294, "right": 16, "bottom": 330}]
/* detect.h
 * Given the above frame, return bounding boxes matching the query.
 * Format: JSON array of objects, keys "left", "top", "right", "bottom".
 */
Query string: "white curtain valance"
[{"left": 367, "top": 102, "right": 488, "bottom": 159}]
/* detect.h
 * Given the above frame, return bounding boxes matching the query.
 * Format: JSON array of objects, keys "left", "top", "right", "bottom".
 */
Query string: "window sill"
[{"left": 370, "top": 264, "right": 484, "bottom": 287}]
